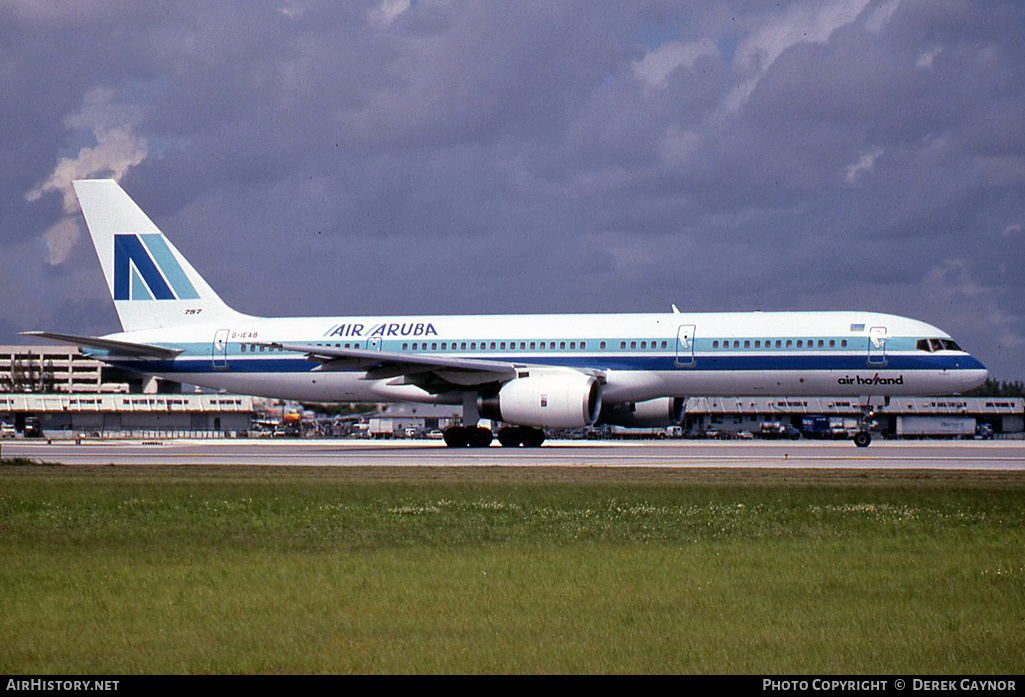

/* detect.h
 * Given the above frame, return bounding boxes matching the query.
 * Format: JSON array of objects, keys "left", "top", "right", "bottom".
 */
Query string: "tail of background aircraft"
[{"left": 73, "top": 179, "right": 246, "bottom": 332}]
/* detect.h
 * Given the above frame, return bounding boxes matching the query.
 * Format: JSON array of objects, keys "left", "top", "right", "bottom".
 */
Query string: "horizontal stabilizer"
[{"left": 21, "top": 331, "right": 184, "bottom": 359}]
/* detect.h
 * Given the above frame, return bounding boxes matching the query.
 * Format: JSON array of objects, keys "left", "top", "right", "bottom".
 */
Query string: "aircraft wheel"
[
  {"left": 444, "top": 426, "right": 469, "bottom": 448},
  {"left": 497, "top": 426, "right": 546, "bottom": 447},
  {"left": 854, "top": 431, "right": 872, "bottom": 448},
  {"left": 523, "top": 428, "right": 545, "bottom": 447},
  {"left": 498, "top": 427, "right": 522, "bottom": 447},
  {"left": 470, "top": 427, "right": 493, "bottom": 448}
]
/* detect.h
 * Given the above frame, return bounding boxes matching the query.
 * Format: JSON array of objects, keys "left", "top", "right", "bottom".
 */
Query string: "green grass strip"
[{"left": 2, "top": 466, "right": 1023, "bottom": 674}]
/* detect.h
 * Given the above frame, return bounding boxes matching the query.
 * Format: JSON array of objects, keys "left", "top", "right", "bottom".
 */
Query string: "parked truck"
[
  {"left": 895, "top": 415, "right": 976, "bottom": 438},
  {"left": 800, "top": 415, "right": 854, "bottom": 439}
]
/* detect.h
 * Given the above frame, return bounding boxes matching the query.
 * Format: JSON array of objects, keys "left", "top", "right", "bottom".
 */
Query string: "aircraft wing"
[
  {"left": 262, "top": 342, "right": 521, "bottom": 388},
  {"left": 21, "top": 331, "right": 184, "bottom": 359}
]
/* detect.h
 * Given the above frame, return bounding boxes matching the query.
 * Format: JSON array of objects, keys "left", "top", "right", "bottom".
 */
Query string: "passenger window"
[
  {"left": 560, "top": 342, "right": 566, "bottom": 349},
  {"left": 581, "top": 342, "right": 587, "bottom": 349},
  {"left": 402, "top": 343, "right": 408, "bottom": 350},
  {"left": 630, "top": 341, "right": 636, "bottom": 349},
  {"left": 744, "top": 340, "right": 750, "bottom": 348},
  {"left": 600, "top": 341, "right": 606, "bottom": 349},
  {"left": 620, "top": 341, "right": 626, "bottom": 349},
  {"left": 570, "top": 342, "right": 576, "bottom": 349},
  {"left": 713, "top": 340, "right": 719, "bottom": 349}
]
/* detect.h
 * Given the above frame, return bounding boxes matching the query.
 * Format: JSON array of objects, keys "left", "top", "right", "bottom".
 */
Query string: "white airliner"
[{"left": 26, "top": 180, "right": 988, "bottom": 447}]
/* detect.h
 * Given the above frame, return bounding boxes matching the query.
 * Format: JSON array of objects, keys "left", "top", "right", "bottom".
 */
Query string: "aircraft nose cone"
[{"left": 962, "top": 357, "right": 988, "bottom": 391}]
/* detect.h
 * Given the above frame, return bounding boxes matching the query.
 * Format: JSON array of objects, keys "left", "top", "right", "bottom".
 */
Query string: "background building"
[
  {"left": 1, "top": 345, "right": 254, "bottom": 437},
  {"left": 684, "top": 397, "right": 1024, "bottom": 438}
]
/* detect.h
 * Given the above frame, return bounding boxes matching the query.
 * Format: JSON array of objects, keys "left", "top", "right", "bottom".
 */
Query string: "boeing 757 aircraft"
[{"left": 25, "top": 180, "right": 988, "bottom": 447}]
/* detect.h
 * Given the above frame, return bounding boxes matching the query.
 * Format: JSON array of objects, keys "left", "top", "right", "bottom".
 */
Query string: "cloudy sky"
[{"left": 2, "top": 0, "right": 1023, "bottom": 380}]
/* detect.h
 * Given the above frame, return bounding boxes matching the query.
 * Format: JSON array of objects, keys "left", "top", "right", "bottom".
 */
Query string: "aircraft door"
[
  {"left": 675, "top": 324, "right": 697, "bottom": 367},
  {"left": 867, "top": 326, "right": 887, "bottom": 366},
  {"left": 212, "top": 329, "right": 230, "bottom": 369},
  {"left": 367, "top": 337, "right": 382, "bottom": 351}
]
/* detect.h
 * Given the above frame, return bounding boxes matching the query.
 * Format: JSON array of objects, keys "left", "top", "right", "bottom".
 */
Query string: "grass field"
[{"left": 1, "top": 463, "right": 1023, "bottom": 674}]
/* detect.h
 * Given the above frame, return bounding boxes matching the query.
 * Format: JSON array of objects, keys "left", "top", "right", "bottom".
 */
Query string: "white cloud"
[
  {"left": 845, "top": 147, "right": 884, "bottom": 184},
  {"left": 975, "top": 155, "right": 1025, "bottom": 188},
  {"left": 734, "top": 0, "right": 872, "bottom": 73},
  {"left": 660, "top": 125, "right": 702, "bottom": 166},
  {"left": 718, "top": 0, "right": 872, "bottom": 118},
  {"left": 369, "top": 0, "right": 411, "bottom": 27},
  {"left": 916, "top": 45, "right": 943, "bottom": 69},
  {"left": 40, "top": 217, "right": 83, "bottom": 266},
  {"left": 25, "top": 87, "right": 147, "bottom": 265},
  {"left": 632, "top": 39, "right": 719, "bottom": 88},
  {"left": 864, "top": 0, "right": 902, "bottom": 35},
  {"left": 925, "top": 259, "right": 984, "bottom": 298},
  {"left": 27, "top": 87, "right": 147, "bottom": 213}
]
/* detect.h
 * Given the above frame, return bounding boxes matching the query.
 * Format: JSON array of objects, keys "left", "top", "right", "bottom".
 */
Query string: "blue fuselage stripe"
[{"left": 106, "top": 352, "right": 985, "bottom": 375}]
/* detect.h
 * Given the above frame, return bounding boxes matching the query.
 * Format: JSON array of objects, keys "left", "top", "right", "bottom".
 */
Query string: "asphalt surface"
[{"left": 3, "top": 438, "right": 1025, "bottom": 469}]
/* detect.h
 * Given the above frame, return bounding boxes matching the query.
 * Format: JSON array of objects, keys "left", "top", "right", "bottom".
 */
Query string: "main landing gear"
[
  {"left": 496, "top": 426, "right": 545, "bottom": 448},
  {"left": 442, "top": 425, "right": 547, "bottom": 448},
  {"left": 443, "top": 426, "right": 494, "bottom": 448}
]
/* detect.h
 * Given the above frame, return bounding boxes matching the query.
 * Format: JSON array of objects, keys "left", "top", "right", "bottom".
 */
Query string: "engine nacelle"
[
  {"left": 599, "top": 397, "right": 685, "bottom": 428},
  {"left": 478, "top": 373, "right": 602, "bottom": 428}
]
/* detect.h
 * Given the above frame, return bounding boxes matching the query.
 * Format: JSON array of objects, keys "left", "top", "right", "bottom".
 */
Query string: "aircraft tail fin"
[{"left": 73, "top": 179, "right": 246, "bottom": 332}]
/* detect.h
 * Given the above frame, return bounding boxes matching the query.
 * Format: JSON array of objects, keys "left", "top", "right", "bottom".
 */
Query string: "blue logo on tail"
[{"left": 114, "top": 234, "right": 200, "bottom": 301}]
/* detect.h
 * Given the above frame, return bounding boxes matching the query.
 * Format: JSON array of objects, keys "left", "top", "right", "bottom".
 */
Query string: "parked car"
[
  {"left": 1, "top": 422, "right": 16, "bottom": 438},
  {"left": 23, "top": 417, "right": 43, "bottom": 438}
]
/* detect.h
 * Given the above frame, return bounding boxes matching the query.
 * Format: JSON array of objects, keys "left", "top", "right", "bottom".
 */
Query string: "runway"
[{"left": 4, "top": 438, "right": 1025, "bottom": 469}]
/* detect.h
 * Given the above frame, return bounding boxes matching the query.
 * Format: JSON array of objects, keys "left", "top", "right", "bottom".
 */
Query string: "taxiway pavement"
[{"left": 4, "top": 438, "right": 1025, "bottom": 469}]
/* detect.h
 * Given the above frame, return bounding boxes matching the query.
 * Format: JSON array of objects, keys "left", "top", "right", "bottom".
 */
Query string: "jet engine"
[
  {"left": 598, "top": 397, "right": 685, "bottom": 428},
  {"left": 478, "top": 372, "right": 602, "bottom": 428}
]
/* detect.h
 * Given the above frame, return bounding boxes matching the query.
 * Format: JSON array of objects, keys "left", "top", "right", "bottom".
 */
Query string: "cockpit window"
[{"left": 917, "top": 338, "right": 963, "bottom": 352}]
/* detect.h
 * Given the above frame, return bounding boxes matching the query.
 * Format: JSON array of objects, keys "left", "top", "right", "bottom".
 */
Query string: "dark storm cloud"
[{"left": 2, "top": 0, "right": 1023, "bottom": 378}]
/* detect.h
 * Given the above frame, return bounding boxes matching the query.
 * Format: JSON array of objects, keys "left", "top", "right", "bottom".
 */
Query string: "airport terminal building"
[
  {"left": 683, "top": 396, "right": 1024, "bottom": 438},
  {"left": 1, "top": 345, "right": 255, "bottom": 437}
]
